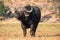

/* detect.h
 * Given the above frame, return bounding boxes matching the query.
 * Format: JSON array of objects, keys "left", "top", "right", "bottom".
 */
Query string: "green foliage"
[
  {"left": 0, "top": 1, "right": 13, "bottom": 18},
  {"left": 0, "top": 1, "right": 5, "bottom": 15},
  {"left": 7, "top": 13, "right": 14, "bottom": 18},
  {"left": 0, "top": 1, "right": 10, "bottom": 16}
]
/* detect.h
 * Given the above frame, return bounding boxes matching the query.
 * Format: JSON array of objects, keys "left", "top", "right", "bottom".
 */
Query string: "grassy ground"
[{"left": 0, "top": 19, "right": 60, "bottom": 40}]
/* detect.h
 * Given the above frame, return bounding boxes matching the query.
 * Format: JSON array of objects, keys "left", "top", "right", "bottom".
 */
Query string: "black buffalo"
[{"left": 8, "top": 5, "right": 41, "bottom": 36}]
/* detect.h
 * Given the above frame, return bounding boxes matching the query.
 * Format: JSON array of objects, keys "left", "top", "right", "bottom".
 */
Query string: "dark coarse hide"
[{"left": 14, "top": 5, "right": 41, "bottom": 36}]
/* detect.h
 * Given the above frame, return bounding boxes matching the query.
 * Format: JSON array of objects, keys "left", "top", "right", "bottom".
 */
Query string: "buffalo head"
[{"left": 14, "top": 4, "right": 33, "bottom": 18}]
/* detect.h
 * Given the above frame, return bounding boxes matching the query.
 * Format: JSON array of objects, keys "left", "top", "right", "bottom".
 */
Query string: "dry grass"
[{"left": 0, "top": 19, "right": 60, "bottom": 40}]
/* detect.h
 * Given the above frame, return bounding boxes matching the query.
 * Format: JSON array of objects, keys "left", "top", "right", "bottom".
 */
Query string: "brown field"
[{"left": 0, "top": 19, "right": 60, "bottom": 40}]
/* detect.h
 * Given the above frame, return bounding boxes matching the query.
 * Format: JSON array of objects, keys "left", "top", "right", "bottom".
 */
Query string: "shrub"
[{"left": 0, "top": 1, "right": 5, "bottom": 15}]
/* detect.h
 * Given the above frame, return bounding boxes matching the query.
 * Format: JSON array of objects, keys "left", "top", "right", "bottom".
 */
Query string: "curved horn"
[{"left": 23, "top": 7, "right": 33, "bottom": 13}]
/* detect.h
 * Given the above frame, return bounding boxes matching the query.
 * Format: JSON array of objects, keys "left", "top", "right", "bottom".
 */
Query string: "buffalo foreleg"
[
  {"left": 30, "top": 24, "right": 38, "bottom": 36},
  {"left": 21, "top": 23, "right": 27, "bottom": 37}
]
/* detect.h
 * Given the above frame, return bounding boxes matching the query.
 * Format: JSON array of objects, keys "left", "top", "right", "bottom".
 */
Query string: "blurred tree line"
[
  {"left": 0, "top": 0, "right": 60, "bottom": 20},
  {"left": 51, "top": 0, "right": 60, "bottom": 18}
]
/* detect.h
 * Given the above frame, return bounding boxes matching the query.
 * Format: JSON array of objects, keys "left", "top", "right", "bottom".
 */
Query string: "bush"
[{"left": 0, "top": 1, "right": 5, "bottom": 15}]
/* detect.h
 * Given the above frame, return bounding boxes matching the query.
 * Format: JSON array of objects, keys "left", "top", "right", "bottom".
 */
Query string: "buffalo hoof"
[{"left": 30, "top": 32, "right": 35, "bottom": 37}]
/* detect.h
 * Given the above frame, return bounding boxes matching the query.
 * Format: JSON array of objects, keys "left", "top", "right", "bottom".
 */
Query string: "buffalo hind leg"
[{"left": 21, "top": 23, "right": 27, "bottom": 37}]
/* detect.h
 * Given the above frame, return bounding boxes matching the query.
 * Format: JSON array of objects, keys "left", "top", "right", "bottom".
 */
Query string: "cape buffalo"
[{"left": 8, "top": 5, "right": 41, "bottom": 36}]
